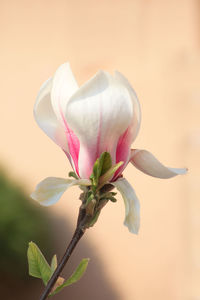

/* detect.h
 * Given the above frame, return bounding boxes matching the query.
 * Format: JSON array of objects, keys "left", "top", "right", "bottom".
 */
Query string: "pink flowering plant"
[{"left": 28, "top": 63, "right": 187, "bottom": 299}]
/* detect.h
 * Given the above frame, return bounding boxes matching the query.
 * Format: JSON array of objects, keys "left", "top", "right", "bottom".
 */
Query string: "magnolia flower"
[{"left": 31, "top": 63, "right": 187, "bottom": 234}]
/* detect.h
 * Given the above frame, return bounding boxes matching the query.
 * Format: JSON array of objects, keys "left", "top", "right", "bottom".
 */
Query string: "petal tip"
[
  {"left": 168, "top": 167, "right": 188, "bottom": 177},
  {"left": 181, "top": 167, "right": 188, "bottom": 175},
  {"left": 30, "top": 192, "right": 50, "bottom": 207},
  {"left": 124, "top": 222, "right": 140, "bottom": 234}
]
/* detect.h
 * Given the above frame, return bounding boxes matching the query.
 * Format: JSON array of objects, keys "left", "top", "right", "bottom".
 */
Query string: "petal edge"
[
  {"left": 31, "top": 177, "right": 91, "bottom": 206},
  {"left": 112, "top": 178, "right": 140, "bottom": 234},
  {"left": 34, "top": 78, "right": 68, "bottom": 151}
]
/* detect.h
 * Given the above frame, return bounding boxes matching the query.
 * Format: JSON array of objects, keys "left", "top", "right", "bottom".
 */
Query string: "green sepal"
[
  {"left": 86, "top": 199, "right": 96, "bottom": 216},
  {"left": 68, "top": 171, "right": 79, "bottom": 180},
  {"left": 100, "top": 152, "right": 112, "bottom": 176},
  {"left": 99, "top": 161, "right": 123, "bottom": 187},
  {"left": 107, "top": 196, "right": 117, "bottom": 202},
  {"left": 49, "top": 258, "right": 90, "bottom": 297},
  {"left": 85, "top": 191, "right": 94, "bottom": 206},
  {"left": 90, "top": 152, "right": 112, "bottom": 187},
  {"left": 90, "top": 160, "right": 99, "bottom": 187},
  {"left": 27, "top": 241, "right": 52, "bottom": 286},
  {"left": 100, "top": 191, "right": 117, "bottom": 203},
  {"left": 100, "top": 191, "right": 117, "bottom": 199},
  {"left": 86, "top": 210, "right": 101, "bottom": 228}
]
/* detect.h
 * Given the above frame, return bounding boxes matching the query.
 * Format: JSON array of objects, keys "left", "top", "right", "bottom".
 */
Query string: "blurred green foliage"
[{"left": 0, "top": 171, "right": 51, "bottom": 279}]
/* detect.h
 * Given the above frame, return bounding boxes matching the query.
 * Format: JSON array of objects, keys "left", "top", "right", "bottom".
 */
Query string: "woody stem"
[{"left": 39, "top": 205, "right": 87, "bottom": 300}]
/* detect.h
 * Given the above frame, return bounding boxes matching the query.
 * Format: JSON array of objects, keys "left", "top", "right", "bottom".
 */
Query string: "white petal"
[
  {"left": 114, "top": 71, "right": 141, "bottom": 142},
  {"left": 65, "top": 71, "right": 133, "bottom": 178},
  {"left": 34, "top": 78, "right": 68, "bottom": 151},
  {"left": 130, "top": 149, "right": 187, "bottom": 178},
  {"left": 51, "top": 62, "right": 79, "bottom": 125},
  {"left": 112, "top": 178, "right": 140, "bottom": 234},
  {"left": 30, "top": 177, "right": 91, "bottom": 206}
]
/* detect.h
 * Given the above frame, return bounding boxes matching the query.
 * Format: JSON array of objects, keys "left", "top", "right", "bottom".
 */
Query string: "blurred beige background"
[{"left": 1, "top": 0, "right": 199, "bottom": 299}]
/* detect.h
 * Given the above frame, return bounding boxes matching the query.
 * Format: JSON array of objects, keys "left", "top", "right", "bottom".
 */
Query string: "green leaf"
[
  {"left": 50, "top": 254, "right": 57, "bottom": 274},
  {"left": 50, "top": 258, "right": 90, "bottom": 296},
  {"left": 27, "top": 241, "right": 52, "bottom": 285}
]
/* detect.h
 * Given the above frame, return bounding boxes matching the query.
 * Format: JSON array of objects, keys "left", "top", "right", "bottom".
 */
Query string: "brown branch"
[{"left": 39, "top": 206, "right": 86, "bottom": 300}]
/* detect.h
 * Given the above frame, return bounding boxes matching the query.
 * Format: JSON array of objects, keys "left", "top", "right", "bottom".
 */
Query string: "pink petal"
[
  {"left": 51, "top": 63, "right": 79, "bottom": 124},
  {"left": 113, "top": 72, "right": 141, "bottom": 179},
  {"left": 113, "top": 128, "right": 131, "bottom": 179},
  {"left": 51, "top": 63, "right": 80, "bottom": 173},
  {"left": 65, "top": 71, "right": 133, "bottom": 178},
  {"left": 114, "top": 71, "right": 141, "bottom": 143},
  {"left": 34, "top": 78, "right": 68, "bottom": 151}
]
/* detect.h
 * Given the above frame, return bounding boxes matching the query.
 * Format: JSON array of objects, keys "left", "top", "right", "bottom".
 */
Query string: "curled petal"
[
  {"left": 51, "top": 63, "right": 80, "bottom": 172},
  {"left": 112, "top": 178, "right": 140, "bottom": 234},
  {"left": 130, "top": 149, "right": 187, "bottom": 178},
  {"left": 34, "top": 78, "right": 68, "bottom": 151},
  {"left": 30, "top": 177, "right": 91, "bottom": 206},
  {"left": 114, "top": 71, "right": 141, "bottom": 143},
  {"left": 65, "top": 71, "right": 133, "bottom": 178},
  {"left": 51, "top": 62, "right": 79, "bottom": 124},
  {"left": 113, "top": 72, "right": 141, "bottom": 178}
]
